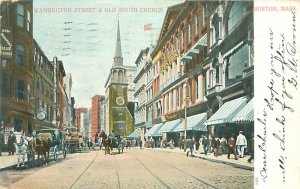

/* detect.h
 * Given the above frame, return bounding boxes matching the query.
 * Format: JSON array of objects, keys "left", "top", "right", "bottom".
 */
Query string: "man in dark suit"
[
  {"left": 247, "top": 135, "right": 254, "bottom": 163},
  {"left": 227, "top": 134, "right": 238, "bottom": 160},
  {"left": 8, "top": 131, "right": 16, "bottom": 156}
]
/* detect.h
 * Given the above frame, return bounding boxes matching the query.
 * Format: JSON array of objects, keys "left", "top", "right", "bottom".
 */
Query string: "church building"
[{"left": 104, "top": 19, "right": 135, "bottom": 136}]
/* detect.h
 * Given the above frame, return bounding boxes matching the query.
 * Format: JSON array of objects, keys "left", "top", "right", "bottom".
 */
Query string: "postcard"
[{"left": 0, "top": 0, "right": 299, "bottom": 188}]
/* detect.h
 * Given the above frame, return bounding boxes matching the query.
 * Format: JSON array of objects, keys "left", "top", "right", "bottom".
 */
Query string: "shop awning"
[
  {"left": 127, "top": 129, "right": 140, "bottom": 138},
  {"left": 205, "top": 96, "right": 248, "bottom": 125},
  {"left": 145, "top": 123, "right": 163, "bottom": 137},
  {"left": 159, "top": 119, "right": 181, "bottom": 133},
  {"left": 232, "top": 98, "right": 253, "bottom": 122},
  {"left": 174, "top": 113, "right": 207, "bottom": 132}
]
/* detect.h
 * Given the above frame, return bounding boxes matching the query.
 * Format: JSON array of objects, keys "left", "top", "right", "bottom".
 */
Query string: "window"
[
  {"left": 27, "top": 10, "right": 31, "bottom": 31},
  {"left": 228, "top": 2, "right": 251, "bottom": 33},
  {"left": 27, "top": 83, "right": 32, "bottom": 101},
  {"left": 226, "top": 44, "right": 249, "bottom": 86},
  {"left": 202, "top": 6, "right": 206, "bottom": 26},
  {"left": 15, "top": 79, "right": 25, "bottom": 100},
  {"left": 0, "top": 74, "right": 8, "bottom": 96},
  {"left": 176, "top": 88, "right": 179, "bottom": 107},
  {"left": 14, "top": 118, "right": 23, "bottom": 132},
  {"left": 194, "top": 16, "right": 198, "bottom": 34},
  {"left": 17, "top": 4, "right": 24, "bottom": 27},
  {"left": 212, "top": 14, "right": 220, "bottom": 45},
  {"left": 188, "top": 24, "right": 191, "bottom": 43},
  {"left": 195, "top": 76, "right": 199, "bottom": 99},
  {"left": 181, "top": 31, "right": 184, "bottom": 49},
  {"left": 37, "top": 76, "right": 40, "bottom": 90},
  {"left": 16, "top": 44, "right": 24, "bottom": 66}
]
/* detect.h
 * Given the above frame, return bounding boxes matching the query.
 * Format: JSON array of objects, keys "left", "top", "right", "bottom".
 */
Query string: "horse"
[
  {"left": 35, "top": 133, "right": 52, "bottom": 165},
  {"left": 99, "top": 130, "right": 113, "bottom": 155},
  {"left": 14, "top": 132, "right": 30, "bottom": 168}
]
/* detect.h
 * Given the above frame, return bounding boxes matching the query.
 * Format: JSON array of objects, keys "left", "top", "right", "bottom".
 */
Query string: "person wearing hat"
[
  {"left": 8, "top": 130, "right": 16, "bottom": 156},
  {"left": 236, "top": 131, "right": 247, "bottom": 158}
]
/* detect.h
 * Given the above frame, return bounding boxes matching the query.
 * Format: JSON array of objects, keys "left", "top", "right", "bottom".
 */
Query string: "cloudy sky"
[{"left": 33, "top": 0, "right": 184, "bottom": 108}]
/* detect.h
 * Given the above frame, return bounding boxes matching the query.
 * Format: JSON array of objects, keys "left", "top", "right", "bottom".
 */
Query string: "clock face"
[
  {"left": 37, "top": 111, "right": 46, "bottom": 121},
  {"left": 116, "top": 96, "right": 125, "bottom": 106}
]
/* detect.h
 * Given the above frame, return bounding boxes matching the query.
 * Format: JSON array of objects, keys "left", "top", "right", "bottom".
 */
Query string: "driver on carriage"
[{"left": 109, "top": 130, "right": 115, "bottom": 139}]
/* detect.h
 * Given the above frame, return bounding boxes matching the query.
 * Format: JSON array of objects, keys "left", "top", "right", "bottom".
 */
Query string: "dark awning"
[
  {"left": 205, "top": 96, "right": 248, "bottom": 125},
  {"left": 174, "top": 113, "right": 207, "bottom": 132}
]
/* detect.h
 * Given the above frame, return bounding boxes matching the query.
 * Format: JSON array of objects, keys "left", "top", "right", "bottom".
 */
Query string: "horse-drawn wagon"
[
  {"left": 64, "top": 132, "right": 83, "bottom": 153},
  {"left": 98, "top": 131, "right": 125, "bottom": 155},
  {"left": 35, "top": 129, "right": 67, "bottom": 163}
]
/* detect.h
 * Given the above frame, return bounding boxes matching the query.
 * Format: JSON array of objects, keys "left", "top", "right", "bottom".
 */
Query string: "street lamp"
[{"left": 184, "top": 80, "right": 189, "bottom": 152}]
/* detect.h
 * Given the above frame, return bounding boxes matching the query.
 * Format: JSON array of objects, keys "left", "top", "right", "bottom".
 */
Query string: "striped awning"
[
  {"left": 174, "top": 113, "right": 207, "bottom": 132},
  {"left": 145, "top": 123, "right": 163, "bottom": 137},
  {"left": 232, "top": 98, "right": 253, "bottom": 122},
  {"left": 127, "top": 129, "right": 139, "bottom": 138},
  {"left": 205, "top": 96, "right": 248, "bottom": 125},
  {"left": 159, "top": 119, "right": 181, "bottom": 133}
]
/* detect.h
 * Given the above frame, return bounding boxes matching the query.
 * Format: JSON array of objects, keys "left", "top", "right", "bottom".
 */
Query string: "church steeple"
[{"left": 114, "top": 16, "right": 123, "bottom": 67}]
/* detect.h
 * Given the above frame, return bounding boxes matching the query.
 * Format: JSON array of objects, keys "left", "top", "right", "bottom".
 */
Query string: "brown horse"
[
  {"left": 99, "top": 130, "right": 113, "bottom": 155},
  {"left": 35, "top": 133, "right": 51, "bottom": 165}
]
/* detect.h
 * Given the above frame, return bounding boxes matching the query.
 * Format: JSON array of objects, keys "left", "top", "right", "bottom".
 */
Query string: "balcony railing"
[
  {"left": 160, "top": 73, "right": 179, "bottom": 91},
  {"left": 206, "top": 83, "right": 223, "bottom": 96},
  {"left": 243, "top": 65, "right": 254, "bottom": 78}
]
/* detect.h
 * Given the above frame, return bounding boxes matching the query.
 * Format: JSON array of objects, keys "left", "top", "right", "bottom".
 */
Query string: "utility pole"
[{"left": 184, "top": 80, "right": 189, "bottom": 152}]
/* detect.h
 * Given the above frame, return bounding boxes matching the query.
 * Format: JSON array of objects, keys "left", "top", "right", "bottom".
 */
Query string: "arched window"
[
  {"left": 194, "top": 15, "right": 198, "bottom": 34},
  {"left": 211, "top": 14, "right": 220, "bottom": 45},
  {"left": 228, "top": 2, "right": 251, "bottom": 33},
  {"left": 113, "top": 70, "right": 118, "bottom": 81},
  {"left": 226, "top": 44, "right": 249, "bottom": 86},
  {"left": 188, "top": 24, "right": 191, "bottom": 43}
]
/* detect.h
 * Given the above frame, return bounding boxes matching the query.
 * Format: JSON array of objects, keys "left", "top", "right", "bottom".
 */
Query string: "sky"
[{"left": 33, "top": 0, "right": 184, "bottom": 108}]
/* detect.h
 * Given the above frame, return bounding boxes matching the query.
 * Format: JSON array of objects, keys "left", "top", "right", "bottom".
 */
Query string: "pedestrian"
[
  {"left": 212, "top": 136, "right": 221, "bottom": 157},
  {"left": 227, "top": 134, "right": 238, "bottom": 160},
  {"left": 139, "top": 139, "right": 143, "bottom": 149},
  {"left": 8, "top": 130, "right": 16, "bottom": 156},
  {"left": 198, "top": 135, "right": 203, "bottom": 154},
  {"left": 186, "top": 138, "right": 194, "bottom": 157},
  {"left": 0, "top": 132, "right": 3, "bottom": 156},
  {"left": 208, "top": 134, "right": 212, "bottom": 153},
  {"left": 192, "top": 137, "right": 196, "bottom": 153},
  {"left": 220, "top": 135, "right": 228, "bottom": 155},
  {"left": 202, "top": 135, "right": 209, "bottom": 155},
  {"left": 247, "top": 135, "right": 254, "bottom": 163},
  {"left": 236, "top": 131, "right": 247, "bottom": 158}
]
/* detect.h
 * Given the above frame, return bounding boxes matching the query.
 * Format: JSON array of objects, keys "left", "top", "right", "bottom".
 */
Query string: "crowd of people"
[{"left": 142, "top": 131, "right": 254, "bottom": 163}]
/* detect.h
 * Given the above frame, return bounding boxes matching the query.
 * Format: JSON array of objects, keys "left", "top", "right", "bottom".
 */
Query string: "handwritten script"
[{"left": 257, "top": 10, "right": 297, "bottom": 184}]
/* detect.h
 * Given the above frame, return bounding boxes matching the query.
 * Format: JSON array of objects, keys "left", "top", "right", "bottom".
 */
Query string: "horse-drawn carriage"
[
  {"left": 35, "top": 129, "right": 67, "bottom": 162},
  {"left": 14, "top": 129, "right": 67, "bottom": 168},
  {"left": 64, "top": 132, "right": 83, "bottom": 153},
  {"left": 98, "top": 131, "right": 125, "bottom": 155}
]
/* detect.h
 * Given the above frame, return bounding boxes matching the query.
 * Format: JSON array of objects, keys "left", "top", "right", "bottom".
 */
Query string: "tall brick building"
[
  {"left": 75, "top": 107, "right": 87, "bottom": 133},
  {"left": 91, "top": 95, "right": 104, "bottom": 141}
]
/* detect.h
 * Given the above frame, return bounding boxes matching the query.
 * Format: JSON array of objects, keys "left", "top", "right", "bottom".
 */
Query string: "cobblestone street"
[{"left": 0, "top": 148, "right": 253, "bottom": 189}]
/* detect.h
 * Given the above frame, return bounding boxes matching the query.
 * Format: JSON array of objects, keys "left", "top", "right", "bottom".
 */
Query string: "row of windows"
[
  {"left": 34, "top": 47, "right": 53, "bottom": 80},
  {"left": 211, "top": 1, "right": 252, "bottom": 45},
  {"left": 14, "top": 79, "right": 32, "bottom": 101},
  {"left": 17, "top": 4, "right": 31, "bottom": 32}
]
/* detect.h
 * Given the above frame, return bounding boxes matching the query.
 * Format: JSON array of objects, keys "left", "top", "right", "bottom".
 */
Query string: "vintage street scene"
[{"left": 1, "top": 0, "right": 254, "bottom": 188}]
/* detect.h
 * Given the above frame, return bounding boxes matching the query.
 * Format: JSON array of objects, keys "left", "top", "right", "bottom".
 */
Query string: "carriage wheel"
[
  {"left": 53, "top": 147, "right": 58, "bottom": 161},
  {"left": 27, "top": 151, "right": 35, "bottom": 168},
  {"left": 63, "top": 147, "right": 67, "bottom": 158}
]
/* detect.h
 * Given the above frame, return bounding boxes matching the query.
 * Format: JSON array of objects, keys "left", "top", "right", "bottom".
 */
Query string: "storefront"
[{"left": 205, "top": 96, "right": 250, "bottom": 138}]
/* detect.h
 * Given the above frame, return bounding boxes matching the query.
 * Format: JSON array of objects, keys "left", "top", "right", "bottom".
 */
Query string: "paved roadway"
[{"left": 0, "top": 148, "right": 253, "bottom": 189}]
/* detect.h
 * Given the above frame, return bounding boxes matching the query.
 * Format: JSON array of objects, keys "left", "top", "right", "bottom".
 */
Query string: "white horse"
[{"left": 14, "top": 132, "right": 30, "bottom": 168}]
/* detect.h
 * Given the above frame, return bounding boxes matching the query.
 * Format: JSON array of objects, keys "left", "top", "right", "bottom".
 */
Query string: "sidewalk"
[
  {"left": 0, "top": 152, "right": 18, "bottom": 171},
  {"left": 145, "top": 147, "right": 254, "bottom": 171}
]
